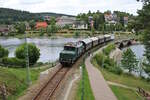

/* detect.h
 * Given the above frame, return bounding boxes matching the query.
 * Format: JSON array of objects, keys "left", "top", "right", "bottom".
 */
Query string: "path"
[
  {"left": 85, "top": 46, "right": 117, "bottom": 100},
  {"left": 107, "top": 81, "right": 137, "bottom": 91}
]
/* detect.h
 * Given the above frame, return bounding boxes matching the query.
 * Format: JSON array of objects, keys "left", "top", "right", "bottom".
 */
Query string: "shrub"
[
  {"left": 0, "top": 45, "right": 9, "bottom": 58},
  {"left": 74, "top": 31, "right": 80, "bottom": 37},
  {"left": 103, "top": 43, "right": 115, "bottom": 55},
  {"left": 94, "top": 52, "right": 122, "bottom": 75},
  {"left": 94, "top": 53, "right": 106, "bottom": 67},
  {"left": 2, "top": 57, "right": 26, "bottom": 67},
  {"left": 15, "top": 43, "right": 40, "bottom": 66},
  {"left": 109, "top": 66, "right": 123, "bottom": 75}
]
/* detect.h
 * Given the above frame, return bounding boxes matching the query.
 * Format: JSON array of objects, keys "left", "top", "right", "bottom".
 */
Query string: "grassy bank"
[
  {"left": 110, "top": 85, "right": 143, "bottom": 100},
  {"left": 92, "top": 59, "right": 150, "bottom": 91},
  {"left": 92, "top": 59, "right": 149, "bottom": 99},
  {"left": 75, "top": 65, "right": 94, "bottom": 100},
  {"left": 0, "top": 66, "right": 50, "bottom": 100}
]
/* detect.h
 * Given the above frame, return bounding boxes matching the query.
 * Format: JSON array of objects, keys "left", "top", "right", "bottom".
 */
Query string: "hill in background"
[{"left": 0, "top": 8, "right": 75, "bottom": 24}]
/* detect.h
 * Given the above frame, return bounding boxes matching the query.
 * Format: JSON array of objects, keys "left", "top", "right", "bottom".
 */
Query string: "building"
[
  {"left": 35, "top": 22, "right": 48, "bottom": 29},
  {"left": 0, "top": 25, "right": 9, "bottom": 35},
  {"left": 104, "top": 13, "right": 118, "bottom": 24},
  {"left": 124, "top": 17, "right": 129, "bottom": 27},
  {"left": 56, "top": 16, "right": 76, "bottom": 27},
  {"left": 43, "top": 16, "right": 51, "bottom": 21},
  {"left": 72, "top": 21, "right": 88, "bottom": 30}
]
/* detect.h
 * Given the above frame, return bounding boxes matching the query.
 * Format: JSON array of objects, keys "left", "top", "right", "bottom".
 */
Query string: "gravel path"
[{"left": 85, "top": 47, "right": 117, "bottom": 100}]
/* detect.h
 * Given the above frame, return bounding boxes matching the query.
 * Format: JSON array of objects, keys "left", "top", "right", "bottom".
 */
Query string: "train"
[{"left": 59, "top": 35, "right": 113, "bottom": 66}]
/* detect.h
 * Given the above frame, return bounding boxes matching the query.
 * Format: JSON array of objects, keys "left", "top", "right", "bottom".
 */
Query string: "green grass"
[
  {"left": 92, "top": 59, "right": 150, "bottom": 92},
  {"left": 0, "top": 66, "right": 49, "bottom": 100},
  {"left": 75, "top": 65, "right": 95, "bottom": 100},
  {"left": 110, "top": 85, "right": 143, "bottom": 100}
]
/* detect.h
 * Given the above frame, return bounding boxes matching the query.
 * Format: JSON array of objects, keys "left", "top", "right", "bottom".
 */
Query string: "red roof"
[{"left": 35, "top": 22, "right": 48, "bottom": 29}]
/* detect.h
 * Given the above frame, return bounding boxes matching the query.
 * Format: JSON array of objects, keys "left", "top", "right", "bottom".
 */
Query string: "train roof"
[
  {"left": 90, "top": 37, "right": 99, "bottom": 41},
  {"left": 64, "top": 42, "right": 83, "bottom": 48},
  {"left": 80, "top": 38, "right": 92, "bottom": 44},
  {"left": 97, "top": 35, "right": 104, "bottom": 39},
  {"left": 104, "top": 34, "right": 111, "bottom": 37}
]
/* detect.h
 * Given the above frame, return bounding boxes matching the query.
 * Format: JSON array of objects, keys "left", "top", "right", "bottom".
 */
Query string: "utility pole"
[{"left": 25, "top": 31, "right": 32, "bottom": 86}]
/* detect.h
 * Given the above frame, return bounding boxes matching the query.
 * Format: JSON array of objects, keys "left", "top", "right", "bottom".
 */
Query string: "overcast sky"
[{"left": 0, "top": 0, "right": 142, "bottom": 15}]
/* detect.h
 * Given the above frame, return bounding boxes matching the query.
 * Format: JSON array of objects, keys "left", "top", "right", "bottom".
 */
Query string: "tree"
[
  {"left": 137, "top": 0, "right": 150, "bottom": 77},
  {"left": 47, "top": 17, "right": 58, "bottom": 36},
  {"left": 50, "top": 17, "right": 56, "bottom": 25},
  {"left": 47, "top": 25, "right": 58, "bottom": 36},
  {"left": 15, "top": 43, "right": 40, "bottom": 66},
  {"left": 15, "top": 22, "right": 26, "bottom": 34},
  {"left": 121, "top": 48, "right": 138, "bottom": 73},
  {"left": 0, "top": 45, "right": 9, "bottom": 58},
  {"left": 29, "top": 20, "right": 36, "bottom": 29}
]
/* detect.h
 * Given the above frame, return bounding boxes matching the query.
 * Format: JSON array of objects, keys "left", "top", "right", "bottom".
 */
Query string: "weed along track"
[{"left": 32, "top": 66, "right": 70, "bottom": 100}]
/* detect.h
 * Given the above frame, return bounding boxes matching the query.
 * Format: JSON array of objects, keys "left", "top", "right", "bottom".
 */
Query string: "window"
[{"left": 64, "top": 46, "right": 76, "bottom": 51}]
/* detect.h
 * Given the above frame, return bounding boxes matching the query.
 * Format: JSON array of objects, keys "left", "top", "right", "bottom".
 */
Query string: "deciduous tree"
[{"left": 15, "top": 43, "right": 40, "bottom": 66}]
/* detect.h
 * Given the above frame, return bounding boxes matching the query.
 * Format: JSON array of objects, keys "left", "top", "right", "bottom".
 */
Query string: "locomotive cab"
[
  {"left": 59, "top": 45, "right": 76, "bottom": 65},
  {"left": 59, "top": 42, "right": 84, "bottom": 66}
]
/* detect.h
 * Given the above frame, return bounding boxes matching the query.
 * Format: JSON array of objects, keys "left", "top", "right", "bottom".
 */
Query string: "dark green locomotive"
[{"left": 59, "top": 42, "right": 84, "bottom": 65}]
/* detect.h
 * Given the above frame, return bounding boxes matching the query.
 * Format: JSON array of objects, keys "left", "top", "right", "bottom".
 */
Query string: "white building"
[
  {"left": 72, "top": 21, "right": 88, "bottom": 30},
  {"left": 56, "top": 16, "right": 76, "bottom": 27}
]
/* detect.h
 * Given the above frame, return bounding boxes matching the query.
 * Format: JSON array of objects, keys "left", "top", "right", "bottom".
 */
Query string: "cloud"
[
  {"left": 0, "top": 0, "right": 143, "bottom": 15},
  {"left": 20, "top": 0, "right": 44, "bottom": 5}
]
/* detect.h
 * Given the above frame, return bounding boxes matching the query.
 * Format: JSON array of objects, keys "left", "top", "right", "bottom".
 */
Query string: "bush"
[
  {"left": 103, "top": 44, "right": 115, "bottom": 55},
  {"left": 74, "top": 31, "right": 80, "bottom": 37},
  {"left": 94, "top": 52, "right": 122, "bottom": 75},
  {"left": 0, "top": 45, "right": 9, "bottom": 58},
  {"left": 15, "top": 43, "right": 40, "bottom": 66},
  {"left": 94, "top": 53, "right": 106, "bottom": 67},
  {"left": 2, "top": 57, "right": 26, "bottom": 67}
]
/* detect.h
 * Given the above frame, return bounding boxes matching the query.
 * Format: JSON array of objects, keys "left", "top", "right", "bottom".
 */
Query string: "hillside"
[{"left": 0, "top": 8, "right": 74, "bottom": 24}]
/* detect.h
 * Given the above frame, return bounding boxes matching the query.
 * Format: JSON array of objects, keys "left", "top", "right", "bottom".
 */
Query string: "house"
[
  {"left": 43, "top": 16, "right": 51, "bottom": 21},
  {"left": 72, "top": 21, "right": 88, "bottom": 30},
  {"left": 124, "top": 17, "right": 128, "bottom": 27},
  {"left": 0, "top": 25, "right": 10, "bottom": 36},
  {"left": 35, "top": 22, "right": 48, "bottom": 29},
  {"left": 104, "top": 13, "right": 118, "bottom": 24},
  {"left": 56, "top": 16, "right": 76, "bottom": 27}
]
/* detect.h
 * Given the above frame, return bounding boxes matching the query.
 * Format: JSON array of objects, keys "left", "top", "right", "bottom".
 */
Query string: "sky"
[{"left": 0, "top": 0, "right": 143, "bottom": 15}]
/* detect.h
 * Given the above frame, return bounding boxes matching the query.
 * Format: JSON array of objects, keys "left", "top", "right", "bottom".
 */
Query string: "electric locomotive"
[{"left": 59, "top": 42, "right": 84, "bottom": 65}]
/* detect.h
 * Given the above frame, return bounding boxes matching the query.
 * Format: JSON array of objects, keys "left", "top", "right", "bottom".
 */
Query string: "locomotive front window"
[{"left": 64, "top": 46, "right": 76, "bottom": 51}]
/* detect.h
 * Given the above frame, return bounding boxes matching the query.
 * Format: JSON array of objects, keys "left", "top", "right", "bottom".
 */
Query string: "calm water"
[
  {"left": 0, "top": 37, "right": 82, "bottom": 63},
  {"left": 129, "top": 45, "right": 145, "bottom": 59}
]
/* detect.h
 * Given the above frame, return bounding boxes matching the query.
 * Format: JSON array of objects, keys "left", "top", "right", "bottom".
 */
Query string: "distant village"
[{"left": 0, "top": 11, "right": 130, "bottom": 36}]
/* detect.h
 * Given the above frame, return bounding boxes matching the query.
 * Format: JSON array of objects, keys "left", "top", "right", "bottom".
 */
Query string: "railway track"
[{"left": 32, "top": 66, "right": 70, "bottom": 100}]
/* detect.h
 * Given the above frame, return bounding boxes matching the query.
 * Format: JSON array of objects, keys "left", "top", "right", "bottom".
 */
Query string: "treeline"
[
  {"left": 0, "top": 8, "right": 74, "bottom": 25},
  {"left": 0, "top": 8, "right": 40, "bottom": 24},
  {"left": 77, "top": 10, "right": 134, "bottom": 31}
]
